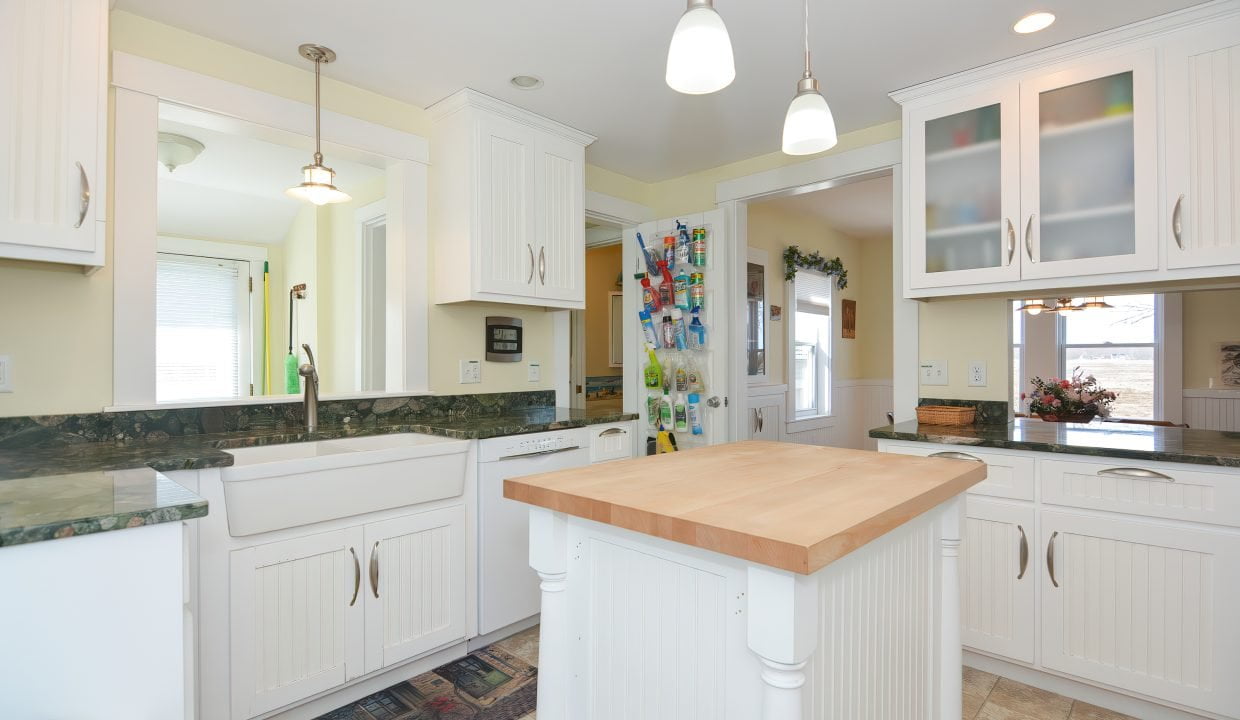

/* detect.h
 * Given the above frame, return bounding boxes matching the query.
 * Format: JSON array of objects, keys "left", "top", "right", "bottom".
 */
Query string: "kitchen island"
[{"left": 504, "top": 441, "right": 987, "bottom": 720}]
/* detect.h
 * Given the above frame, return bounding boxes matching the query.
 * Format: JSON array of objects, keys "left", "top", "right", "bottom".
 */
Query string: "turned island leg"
[
  {"left": 746, "top": 565, "right": 819, "bottom": 720},
  {"left": 528, "top": 507, "right": 570, "bottom": 720},
  {"left": 938, "top": 496, "right": 964, "bottom": 720}
]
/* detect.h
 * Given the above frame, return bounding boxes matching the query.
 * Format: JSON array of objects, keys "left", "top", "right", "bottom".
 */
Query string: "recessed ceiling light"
[
  {"left": 1013, "top": 11, "right": 1056, "bottom": 34},
  {"left": 510, "top": 75, "right": 544, "bottom": 90}
]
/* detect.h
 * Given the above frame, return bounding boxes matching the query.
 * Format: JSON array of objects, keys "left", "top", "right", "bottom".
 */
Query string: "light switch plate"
[
  {"left": 459, "top": 359, "right": 481, "bottom": 384},
  {"left": 968, "top": 361, "right": 987, "bottom": 387},
  {"left": 527, "top": 362, "right": 541, "bottom": 383},
  {"left": 920, "top": 360, "right": 947, "bottom": 386},
  {"left": 0, "top": 355, "right": 11, "bottom": 392}
]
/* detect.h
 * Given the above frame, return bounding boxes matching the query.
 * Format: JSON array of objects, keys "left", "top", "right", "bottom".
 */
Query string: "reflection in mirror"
[
  {"left": 155, "top": 102, "right": 387, "bottom": 402},
  {"left": 746, "top": 261, "right": 766, "bottom": 376}
]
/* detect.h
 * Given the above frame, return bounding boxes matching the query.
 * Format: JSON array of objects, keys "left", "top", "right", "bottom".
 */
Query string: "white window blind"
[
  {"left": 792, "top": 270, "right": 833, "bottom": 418},
  {"left": 156, "top": 253, "right": 248, "bottom": 402},
  {"left": 795, "top": 270, "right": 833, "bottom": 316}
]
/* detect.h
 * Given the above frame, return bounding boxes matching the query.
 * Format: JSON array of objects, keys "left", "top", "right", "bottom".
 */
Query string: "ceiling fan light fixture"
[
  {"left": 287, "top": 43, "right": 351, "bottom": 206},
  {"left": 666, "top": 0, "right": 736, "bottom": 95},
  {"left": 156, "top": 132, "right": 205, "bottom": 173},
  {"left": 1013, "top": 11, "right": 1056, "bottom": 34},
  {"left": 782, "top": 0, "right": 837, "bottom": 156}
]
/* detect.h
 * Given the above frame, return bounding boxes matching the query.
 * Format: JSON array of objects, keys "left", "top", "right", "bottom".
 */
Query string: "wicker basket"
[{"left": 916, "top": 405, "right": 976, "bottom": 426}]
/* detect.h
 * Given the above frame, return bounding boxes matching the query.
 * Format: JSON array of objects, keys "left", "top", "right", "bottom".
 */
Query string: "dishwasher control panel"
[{"left": 479, "top": 428, "right": 589, "bottom": 462}]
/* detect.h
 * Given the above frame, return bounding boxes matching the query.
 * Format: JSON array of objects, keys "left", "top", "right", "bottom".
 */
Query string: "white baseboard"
[{"left": 467, "top": 614, "right": 540, "bottom": 653}]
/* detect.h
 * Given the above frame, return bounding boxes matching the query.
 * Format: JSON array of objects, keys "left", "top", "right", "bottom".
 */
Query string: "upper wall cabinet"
[
  {"left": 0, "top": 0, "right": 107, "bottom": 267},
  {"left": 895, "top": 2, "right": 1240, "bottom": 299},
  {"left": 430, "top": 90, "right": 595, "bottom": 309}
]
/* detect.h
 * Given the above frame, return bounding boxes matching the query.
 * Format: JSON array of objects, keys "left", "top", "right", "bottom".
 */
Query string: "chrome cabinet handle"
[
  {"left": 75, "top": 161, "right": 90, "bottom": 228},
  {"left": 526, "top": 244, "right": 535, "bottom": 284},
  {"left": 599, "top": 427, "right": 627, "bottom": 437},
  {"left": 538, "top": 246, "right": 546, "bottom": 284},
  {"left": 369, "top": 541, "right": 380, "bottom": 598},
  {"left": 1172, "top": 194, "right": 1184, "bottom": 250},
  {"left": 1047, "top": 531, "right": 1059, "bottom": 588},
  {"left": 1017, "top": 525, "right": 1028, "bottom": 580},
  {"left": 349, "top": 547, "right": 361, "bottom": 606},
  {"left": 1005, "top": 218, "right": 1016, "bottom": 265},
  {"left": 929, "top": 450, "right": 984, "bottom": 463},
  {"left": 1098, "top": 467, "right": 1174, "bottom": 482},
  {"left": 497, "top": 445, "right": 582, "bottom": 461},
  {"left": 1024, "top": 214, "right": 1036, "bottom": 262}
]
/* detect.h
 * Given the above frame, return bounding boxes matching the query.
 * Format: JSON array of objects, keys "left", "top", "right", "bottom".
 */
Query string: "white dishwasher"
[{"left": 477, "top": 427, "right": 590, "bottom": 635}]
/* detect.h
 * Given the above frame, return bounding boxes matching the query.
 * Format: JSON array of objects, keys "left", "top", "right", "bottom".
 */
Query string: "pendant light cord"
[
  {"left": 313, "top": 58, "right": 323, "bottom": 165},
  {"left": 803, "top": 0, "right": 811, "bottom": 77}
]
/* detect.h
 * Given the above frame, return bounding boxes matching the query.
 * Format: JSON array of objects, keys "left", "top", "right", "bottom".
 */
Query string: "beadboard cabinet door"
[
  {"left": 477, "top": 113, "right": 539, "bottom": 299},
  {"left": 533, "top": 132, "right": 586, "bottom": 303},
  {"left": 962, "top": 498, "right": 1036, "bottom": 664},
  {"left": 1040, "top": 510, "right": 1240, "bottom": 717},
  {"left": 229, "top": 527, "right": 366, "bottom": 719},
  {"left": 0, "top": 0, "right": 107, "bottom": 266},
  {"left": 1163, "top": 16, "right": 1240, "bottom": 269},
  {"left": 362, "top": 505, "right": 467, "bottom": 674}
]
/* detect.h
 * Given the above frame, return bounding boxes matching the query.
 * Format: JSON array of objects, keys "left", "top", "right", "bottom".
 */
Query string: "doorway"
[{"left": 570, "top": 219, "right": 624, "bottom": 410}]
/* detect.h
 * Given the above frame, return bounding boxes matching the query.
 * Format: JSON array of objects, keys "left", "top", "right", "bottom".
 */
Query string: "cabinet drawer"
[
  {"left": 880, "top": 442, "right": 1035, "bottom": 500},
  {"left": 590, "top": 422, "right": 635, "bottom": 463},
  {"left": 1040, "top": 459, "right": 1240, "bottom": 527}
]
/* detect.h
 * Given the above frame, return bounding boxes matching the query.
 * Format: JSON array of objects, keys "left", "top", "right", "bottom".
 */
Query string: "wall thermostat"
[{"left": 485, "top": 316, "right": 523, "bottom": 362}]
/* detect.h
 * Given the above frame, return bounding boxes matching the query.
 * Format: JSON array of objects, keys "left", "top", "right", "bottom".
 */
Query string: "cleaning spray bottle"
[
  {"left": 639, "top": 310, "right": 660, "bottom": 348},
  {"left": 672, "top": 308, "right": 688, "bottom": 350},
  {"left": 656, "top": 261, "right": 674, "bottom": 308},
  {"left": 676, "top": 220, "right": 691, "bottom": 267},
  {"left": 688, "top": 393, "right": 703, "bottom": 435},
  {"left": 689, "top": 308, "right": 707, "bottom": 349},
  {"left": 640, "top": 274, "right": 661, "bottom": 314},
  {"left": 643, "top": 348, "right": 663, "bottom": 389}
]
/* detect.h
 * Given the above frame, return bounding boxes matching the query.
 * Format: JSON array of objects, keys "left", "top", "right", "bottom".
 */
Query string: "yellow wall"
[
  {"left": 584, "top": 245, "right": 623, "bottom": 377},
  {"left": 1183, "top": 289, "right": 1240, "bottom": 389},
  {"left": 858, "top": 234, "right": 894, "bottom": 380},
  {"left": 918, "top": 298, "right": 1011, "bottom": 401}
]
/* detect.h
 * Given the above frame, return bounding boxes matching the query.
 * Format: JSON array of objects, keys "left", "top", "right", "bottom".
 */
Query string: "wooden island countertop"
[{"left": 504, "top": 440, "right": 987, "bottom": 574}]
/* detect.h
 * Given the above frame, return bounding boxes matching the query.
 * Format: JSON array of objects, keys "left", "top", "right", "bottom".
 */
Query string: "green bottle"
[
  {"left": 659, "top": 390, "right": 674, "bottom": 429},
  {"left": 644, "top": 348, "right": 663, "bottom": 389}
]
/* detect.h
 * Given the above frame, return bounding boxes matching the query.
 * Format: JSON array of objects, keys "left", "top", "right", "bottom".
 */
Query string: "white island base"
[{"left": 528, "top": 497, "right": 965, "bottom": 720}]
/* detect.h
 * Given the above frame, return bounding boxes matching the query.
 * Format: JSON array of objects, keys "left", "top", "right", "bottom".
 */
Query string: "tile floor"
[{"left": 963, "top": 666, "right": 1137, "bottom": 720}]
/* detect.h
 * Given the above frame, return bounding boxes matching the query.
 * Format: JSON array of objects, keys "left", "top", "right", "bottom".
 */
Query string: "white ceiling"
[
  {"left": 157, "top": 110, "right": 383, "bottom": 244},
  {"left": 119, "top": 0, "right": 1206, "bottom": 182},
  {"left": 756, "top": 174, "right": 894, "bottom": 237}
]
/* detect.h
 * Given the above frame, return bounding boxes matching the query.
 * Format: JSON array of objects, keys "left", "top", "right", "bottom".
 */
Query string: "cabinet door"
[
  {"left": 1041, "top": 510, "right": 1240, "bottom": 717},
  {"left": 363, "top": 505, "right": 466, "bottom": 674},
  {"left": 1163, "top": 17, "right": 1240, "bottom": 269},
  {"left": 534, "top": 132, "right": 585, "bottom": 304},
  {"left": 477, "top": 114, "right": 538, "bottom": 298},
  {"left": 0, "top": 0, "right": 105, "bottom": 263},
  {"left": 962, "top": 498, "right": 1036, "bottom": 664},
  {"left": 229, "top": 527, "right": 365, "bottom": 719},
  {"left": 907, "top": 85, "right": 1022, "bottom": 289},
  {"left": 1019, "top": 51, "right": 1158, "bottom": 279},
  {"left": 749, "top": 399, "right": 783, "bottom": 440}
]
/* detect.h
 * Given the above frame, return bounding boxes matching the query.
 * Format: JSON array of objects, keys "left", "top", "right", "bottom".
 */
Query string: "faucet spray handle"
[{"left": 299, "top": 343, "right": 319, "bottom": 382}]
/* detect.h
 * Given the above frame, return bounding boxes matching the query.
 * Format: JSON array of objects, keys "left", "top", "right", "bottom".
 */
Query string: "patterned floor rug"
[{"left": 314, "top": 626, "right": 539, "bottom": 720}]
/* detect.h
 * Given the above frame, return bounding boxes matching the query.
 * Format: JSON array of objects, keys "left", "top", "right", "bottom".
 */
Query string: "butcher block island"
[{"left": 504, "top": 441, "right": 987, "bottom": 720}]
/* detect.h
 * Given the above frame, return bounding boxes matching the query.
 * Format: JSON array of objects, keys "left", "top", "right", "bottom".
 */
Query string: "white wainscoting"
[
  {"left": 1183, "top": 389, "right": 1240, "bottom": 431},
  {"left": 783, "top": 379, "right": 894, "bottom": 450}
]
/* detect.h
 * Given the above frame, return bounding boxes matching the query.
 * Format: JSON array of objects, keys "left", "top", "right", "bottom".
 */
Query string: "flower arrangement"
[{"left": 1023, "top": 368, "right": 1117, "bottom": 422}]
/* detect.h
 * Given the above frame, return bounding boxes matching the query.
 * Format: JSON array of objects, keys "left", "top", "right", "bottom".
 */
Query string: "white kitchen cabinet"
[
  {"left": 748, "top": 390, "right": 785, "bottom": 441},
  {"left": 0, "top": 0, "right": 107, "bottom": 266},
  {"left": 1163, "top": 15, "right": 1240, "bottom": 269},
  {"left": 431, "top": 89, "right": 595, "bottom": 309},
  {"left": 229, "top": 527, "right": 366, "bottom": 719},
  {"left": 879, "top": 442, "right": 1036, "bottom": 501},
  {"left": 1040, "top": 509, "right": 1240, "bottom": 717},
  {"left": 362, "top": 506, "right": 466, "bottom": 674},
  {"left": 589, "top": 421, "right": 637, "bottom": 463},
  {"left": 962, "top": 498, "right": 1036, "bottom": 664}
]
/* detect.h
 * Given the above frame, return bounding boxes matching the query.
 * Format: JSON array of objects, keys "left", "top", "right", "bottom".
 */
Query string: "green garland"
[{"left": 783, "top": 245, "right": 848, "bottom": 289}]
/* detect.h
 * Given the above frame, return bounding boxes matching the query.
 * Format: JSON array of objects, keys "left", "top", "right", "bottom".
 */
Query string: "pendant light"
[
  {"left": 1017, "top": 299, "right": 1052, "bottom": 315},
  {"left": 782, "top": 0, "right": 837, "bottom": 155},
  {"left": 1078, "top": 296, "right": 1114, "bottom": 310},
  {"left": 666, "top": 0, "right": 736, "bottom": 95},
  {"left": 286, "top": 44, "right": 351, "bottom": 206}
]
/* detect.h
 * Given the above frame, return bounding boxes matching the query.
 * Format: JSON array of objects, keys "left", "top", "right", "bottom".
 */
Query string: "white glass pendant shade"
[
  {"left": 666, "top": 1, "right": 735, "bottom": 95},
  {"left": 285, "top": 163, "right": 351, "bottom": 206},
  {"left": 782, "top": 85, "right": 837, "bottom": 155}
]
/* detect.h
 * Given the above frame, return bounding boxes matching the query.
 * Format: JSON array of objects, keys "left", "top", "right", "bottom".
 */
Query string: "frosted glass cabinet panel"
[
  {"left": 1020, "top": 54, "right": 1158, "bottom": 279},
  {"left": 908, "top": 87, "right": 1021, "bottom": 289}
]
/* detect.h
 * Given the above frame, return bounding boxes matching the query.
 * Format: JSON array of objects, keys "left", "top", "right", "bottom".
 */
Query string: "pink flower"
[
  {"left": 1052, "top": 398, "right": 1062, "bottom": 407},
  {"left": 1020, "top": 392, "right": 1027, "bottom": 400},
  {"left": 1059, "top": 379, "right": 1071, "bottom": 389}
]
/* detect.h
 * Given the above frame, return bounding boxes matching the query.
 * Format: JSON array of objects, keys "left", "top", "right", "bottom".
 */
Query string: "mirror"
[
  {"left": 155, "top": 102, "right": 389, "bottom": 402},
  {"left": 746, "top": 259, "right": 766, "bottom": 377}
]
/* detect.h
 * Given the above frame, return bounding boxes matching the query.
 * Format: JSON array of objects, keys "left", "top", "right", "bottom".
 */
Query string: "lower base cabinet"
[
  {"left": 229, "top": 506, "right": 465, "bottom": 719},
  {"left": 962, "top": 498, "right": 1036, "bottom": 664}
]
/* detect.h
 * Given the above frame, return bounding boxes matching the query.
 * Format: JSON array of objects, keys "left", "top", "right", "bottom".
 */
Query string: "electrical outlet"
[
  {"left": 0, "top": 355, "right": 10, "bottom": 392},
  {"left": 459, "top": 359, "right": 481, "bottom": 384},
  {"left": 527, "top": 362, "right": 541, "bottom": 383},
  {"left": 920, "top": 360, "right": 948, "bottom": 386},
  {"left": 968, "top": 361, "right": 987, "bottom": 387}
]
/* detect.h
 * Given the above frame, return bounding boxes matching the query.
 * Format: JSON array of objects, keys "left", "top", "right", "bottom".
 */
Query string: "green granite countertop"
[
  {"left": 0, "top": 467, "right": 208, "bottom": 547},
  {"left": 869, "top": 418, "right": 1240, "bottom": 468}
]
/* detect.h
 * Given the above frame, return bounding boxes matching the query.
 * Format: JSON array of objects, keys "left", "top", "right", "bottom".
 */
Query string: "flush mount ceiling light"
[
  {"left": 511, "top": 75, "right": 544, "bottom": 90},
  {"left": 782, "top": 0, "right": 837, "bottom": 155},
  {"left": 286, "top": 43, "right": 351, "bottom": 206},
  {"left": 1013, "top": 11, "right": 1056, "bottom": 34},
  {"left": 156, "top": 132, "right": 204, "bottom": 173},
  {"left": 1017, "top": 299, "right": 1053, "bottom": 315},
  {"left": 666, "top": 0, "right": 736, "bottom": 95}
]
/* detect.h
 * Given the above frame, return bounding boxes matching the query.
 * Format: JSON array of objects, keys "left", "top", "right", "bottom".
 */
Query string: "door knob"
[{"left": 706, "top": 396, "right": 721, "bottom": 408}]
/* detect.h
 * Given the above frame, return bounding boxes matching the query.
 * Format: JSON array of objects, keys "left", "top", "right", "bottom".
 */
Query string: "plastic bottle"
[
  {"left": 690, "top": 273, "right": 705, "bottom": 310},
  {"left": 639, "top": 310, "right": 660, "bottom": 348},
  {"left": 663, "top": 235, "right": 676, "bottom": 271},
  {"left": 646, "top": 393, "right": 661, "bottom": 428},
  {"left": 688, "top": 309, "right": 707, "bottom": 349},
  {"left": 676, "top": 221, "right": 691, "bottom": 267},
  {"left": 688, "top": 393, "right": 703, "bottom": 435},
  {"left": 674, "top": 394, "right": 689, "bottom": 432},
  {"left": 691, "top": 227, "right": 707, "bottom": 267},
  {"left": 672, "top": 308, "right": 688, "bottom": 350},
  {"left": 658, "top": 391, "right": 673, "bottom": 429},
  {"left": 661, "top": 312, "right": 675, "bottom": 349},
  {"left": 643, "top": 348, "right": 662, "bottom": 389},
  {"left": 674, "top": 268, "right": 690, "bottom": 309},
  {"left": 640, "top": 275, "right": 660, "bottom": 313},
  {"left": 686, "top": 360, "right": 705, "bottom": 393},
  {"left": 675, "top": 365, "right": 688, "bottom": 393}
]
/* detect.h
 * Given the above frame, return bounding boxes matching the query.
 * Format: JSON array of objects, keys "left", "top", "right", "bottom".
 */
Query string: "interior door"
[
  {"left": 962, "top": 498, "right": 1036, "bottom": 663},
  {"left": 624, "top": 208, "right": 732, "bottom": 450},
  {"left": 1041, "top": 509, "right": 1240, "bottom": 717},
  {"left": 1019, "top": 51, "right": 1158, "bottom": 279},
  {"left": 534, "top": 132, "right": 585, "bottom": 302},
  {"left": 477, "top": 113, "right": 538, "bottom": 298},
  {"left": 362, "top": 505, "right": 467, "bottom": 674},
  {"left": 907, "top": 84, "right": 1022, "bottom": 289}
]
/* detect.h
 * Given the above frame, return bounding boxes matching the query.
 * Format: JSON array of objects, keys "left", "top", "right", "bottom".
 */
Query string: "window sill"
[{"left": 787, "top": 414, "right": 838, "bottom": 432}]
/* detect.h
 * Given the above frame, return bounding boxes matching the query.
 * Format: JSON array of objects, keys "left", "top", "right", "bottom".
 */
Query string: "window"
[
  {"left": 156, "top": 253, "right": 251, "bottom": 402},
  {"left": 1059, "top": 295, "right": 1157, "bottom": 419},
  {"left": 791, "top": 270, "right": 833, "bottom": 419},
  {"left": 1011, "top": 301, "right": 1023, "bottom": 412}
]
